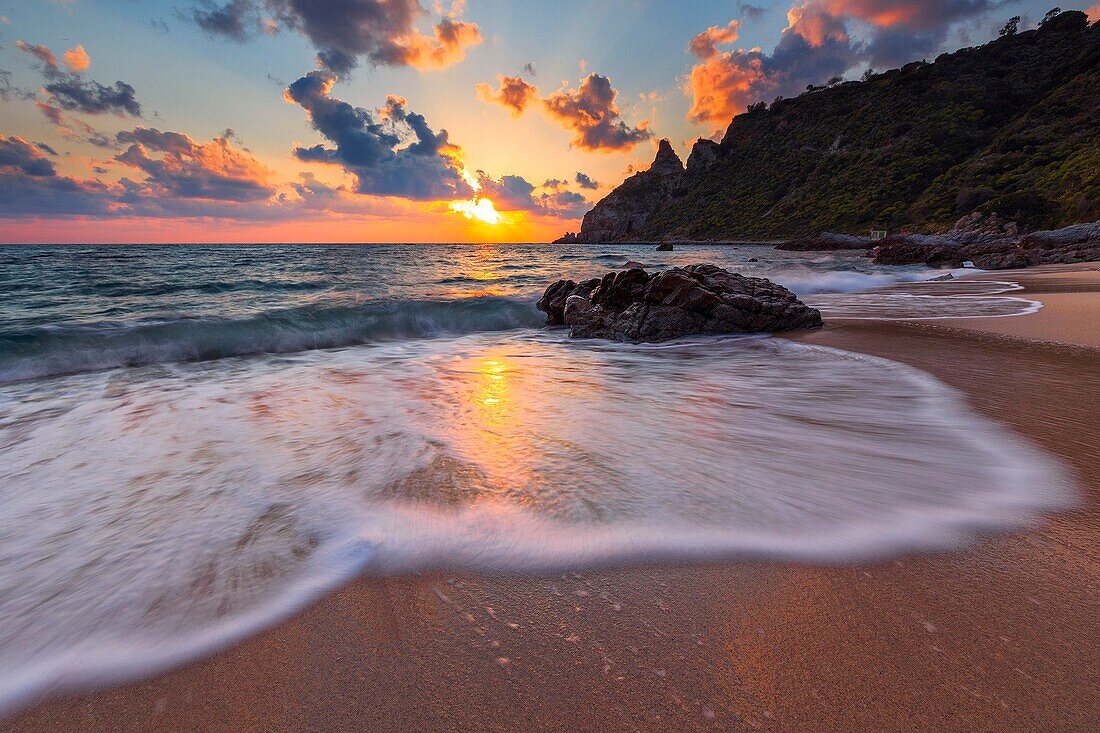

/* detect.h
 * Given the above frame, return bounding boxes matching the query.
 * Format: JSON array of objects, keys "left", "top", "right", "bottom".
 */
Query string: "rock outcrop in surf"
[{"left": 538, "top": 264, "right": 822, "bottom": 342}]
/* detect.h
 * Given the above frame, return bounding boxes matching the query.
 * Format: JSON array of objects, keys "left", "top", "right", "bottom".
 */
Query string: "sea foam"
[{"left": 0, "top": 332, "right": 1074, "bottom": 714}]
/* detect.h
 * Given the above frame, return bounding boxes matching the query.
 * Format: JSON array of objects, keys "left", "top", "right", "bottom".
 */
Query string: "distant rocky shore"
[
  {"left": 537, "top": 263, "right": 822, "bottom": 342},
  {"left": 775, "top": 213, "right": 1100, "bottom": 269}
]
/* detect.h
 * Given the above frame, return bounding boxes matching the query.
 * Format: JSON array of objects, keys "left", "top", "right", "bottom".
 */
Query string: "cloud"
[
  {"left": 688, "top": 20, "right": 741, "bottom": 59},
  {"left": 45, "top": 77, "right": 142, "bottom": 117},
  {"left": 188, "top": 0, "right": 482, "bottom": 74},
  {"left": 475, "top": 75, "right": 539, "bottom": 116},
  {"left": 18, "top": 39, "right": 142, "bottom": 116},
  {"left": 1087, "top": 4, "right": 1100, "bottom": 22},
  {"left": 542, "top": 73, "right": 653, "bottom": 152},
  {"left": 191, "top": 0, "right": 255, "bottom": 40},
  {"left": 16, "top": 41, "right": 60, "bottom": 73},
  {"left": 737, "top": 3, "right": 768, "bottom": 21},
  {"left": 285, "top": 70, "right": 473, "bottom": 200},
  {"left": 0, "top": 134, "right": 116, "bottom": 216},
  {"left": 575, "top": 172, "right": 599, "bottom": 189},
  {"left": 685, "top": 0, "right": 1003, "bottom": 125},
  {"left": 114, "top": 127, "right": 275, "bottom": 202},
  {"left": 63, "top": 45, "right": 91, "bottom": 72},
  {"left": 477, "top": 71, "right": 652, "bottom": 152},
  {"left": 0, "top": 136, "right": 58, "bottom": 177},
  {"left": 474, "top": 172, "right": 590, "bottom": 217},
  {"left": 539, "top": 189, "right": 588, "bottom": 217}
]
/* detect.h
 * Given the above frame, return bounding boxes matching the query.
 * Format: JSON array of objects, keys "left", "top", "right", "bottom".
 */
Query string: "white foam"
[{"left": 0, "top": 334, "right": 1074, "bottom": 714}]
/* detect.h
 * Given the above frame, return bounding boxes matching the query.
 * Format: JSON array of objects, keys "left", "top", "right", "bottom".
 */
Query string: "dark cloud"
[
  {"left": 539, "top": 189, "right": 588, "bottom": 218},
  {"left": 35, "top": 142, "right": 60, "bottom": 157},
  {"left": 737, "top": 3, "right": 768, "bottom": 20},
  {"left": 18, "top": 39, "right": 142, "bottom": 117},
  {"left": 575, "top": 172, "right": 599, "bottom": 189},
  {"left": 45, "top": 77, "right": 142, "bottom": 117},
  {"left": 114, "top": 127, "right": 275, "bottom": 202},
  {"left": 0, "top": 136, "right": 57, "bottom": 177},
  {"left": 474, "top": 172, "right": 590, "bottom": 217},
  {"left": 685, "top": 0, "right": 1004, "bottom": 125},
  {"left": 187, "top": 0, "right": 482, "bottom": 74},
  {"left": 475, "top": 75, "right": 539, "bottom": 116},
  {"left": 285, "top": 70, "right": 473, "bottom": 200},
  {"left": 522, "top": 62, "right": 537, "bottom": 76},
  {"left": 476, "top": 173, "right": 539, "bottom": 211},
  {"left": 543, "top": 73, "right": 653, "bottom": 152},
  {"left": 0, "top": 135, "right": 115, "bottom": 216},
  {"left": 191, "top": 0, "right": 256, "bottom": 41}
]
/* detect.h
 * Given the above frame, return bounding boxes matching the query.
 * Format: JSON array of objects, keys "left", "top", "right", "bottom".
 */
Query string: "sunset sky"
[{"left": 1, "top": 0, "right": 1093, "bottom": 243}]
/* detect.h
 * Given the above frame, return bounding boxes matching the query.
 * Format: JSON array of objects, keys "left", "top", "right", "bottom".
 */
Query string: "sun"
[{"left": 450, "top": 197, "right": 503, "bottom": 225}]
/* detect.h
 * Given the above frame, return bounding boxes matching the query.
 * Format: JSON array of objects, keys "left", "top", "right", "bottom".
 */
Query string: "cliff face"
[
  {"left": 565, "top": 11, "right": 1100, "bottom": 242},
  {"left": 565, "top": 140, "right": 685, "bottom": 243}
]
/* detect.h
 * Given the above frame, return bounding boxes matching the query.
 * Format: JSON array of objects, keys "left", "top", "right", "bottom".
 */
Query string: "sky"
[{"left": 0, "top": 0, "right": 1095, "bottom": 243}]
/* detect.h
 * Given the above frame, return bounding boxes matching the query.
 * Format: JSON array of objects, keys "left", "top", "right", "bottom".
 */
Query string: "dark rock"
[
  {"left": 553, "top": 232, "right": 579, "bottom": 244},
  {"left": 621, "top": 260, "right": 647, "bottom": 269},
  {"left": 872, "top": 239, "right": 964, "bottom": 267},
  {"left": 537, "top": 263, "right": 823, "bottom": 342},
  {"left": 655, "top": 242, "right": 673, "bottom": 251},
  {"left": 559, "top": 140, "right": 686, "bottom": 243},
  {"left": 747, "top": 257, "right": 759, "bottom": 262},
  {"left": 536, "top": 277, "right": 600, "bottom": 326},
  {"left": 871, "top": 222, "right": 1100, "bottom": 269}
]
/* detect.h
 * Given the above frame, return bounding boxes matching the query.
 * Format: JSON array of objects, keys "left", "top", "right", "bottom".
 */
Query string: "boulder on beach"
[
  {"left": 537, "top": 263, "right": 823, "bottom": 342},
  {"left": 656, "top": 243, "right": 673, "bottom": 251}
]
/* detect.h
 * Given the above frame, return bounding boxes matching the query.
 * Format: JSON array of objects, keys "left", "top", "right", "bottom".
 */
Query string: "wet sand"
[{"left": 5, "top": 265, "right": 1099, "bottom": 732}]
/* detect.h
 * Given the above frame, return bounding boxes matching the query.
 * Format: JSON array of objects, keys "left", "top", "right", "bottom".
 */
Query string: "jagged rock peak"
[
  {"left": 686, "top": 138, "right": 721, "bottom": 173},
  {"left": 650, "top": 139, "right": 684, "bottom": 176}
]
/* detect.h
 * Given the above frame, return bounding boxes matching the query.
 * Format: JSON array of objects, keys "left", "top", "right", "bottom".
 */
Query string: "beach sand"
[{"left": 5, "top": 265, "right": 1099, "bottom": 732}]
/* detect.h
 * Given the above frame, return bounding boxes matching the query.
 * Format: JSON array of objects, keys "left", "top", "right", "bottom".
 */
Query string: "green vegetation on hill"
[{"left": 635, "top": 11, "right": 1100, "bottom": 240}]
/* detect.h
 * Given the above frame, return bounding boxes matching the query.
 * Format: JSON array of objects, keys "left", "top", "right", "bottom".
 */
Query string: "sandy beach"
[{"left": 5, "top": 264, "right": 1098, "bottom": 733}]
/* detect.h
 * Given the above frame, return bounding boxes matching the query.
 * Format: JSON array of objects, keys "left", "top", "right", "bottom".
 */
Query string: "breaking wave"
[
  {"left": 0, "top": 333, "right": 1074, "bottom": 715},
  {"left": 0, "top": 296, "right": 542, "bottom": 383}
]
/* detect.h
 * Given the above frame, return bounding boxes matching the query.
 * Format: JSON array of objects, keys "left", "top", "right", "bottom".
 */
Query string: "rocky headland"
[
  {"left": 537, "top": 264, "right": 822, "bottom": 342},
  {"left": 556, "top": 12, "right": 1100, "bottom": 249}
]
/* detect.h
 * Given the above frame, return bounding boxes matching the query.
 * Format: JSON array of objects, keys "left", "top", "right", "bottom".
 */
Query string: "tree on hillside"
[
  {"left": 1041, "top": 8, "right": 1062, "bottom": 26},
  {"left": 1000, "top": 16, "right": 1021, "bottom": 36}
]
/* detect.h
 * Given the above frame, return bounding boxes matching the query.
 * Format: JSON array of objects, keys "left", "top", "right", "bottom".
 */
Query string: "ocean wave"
[
  {"left": 0, "top": 297, "right": 543, "bottom": 383},
  {"left": 0, "top": 334, "right": 1074, "bottom": 715}
]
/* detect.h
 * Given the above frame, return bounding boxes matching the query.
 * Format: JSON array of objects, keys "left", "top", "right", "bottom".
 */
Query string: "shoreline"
[{"left": 4, "top": 265, "right": 1099, "bottom": 732}]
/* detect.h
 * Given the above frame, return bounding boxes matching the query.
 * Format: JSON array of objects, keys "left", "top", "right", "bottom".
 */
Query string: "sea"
[{"left": 0, "top": 243, "right": 1070, "bottom": 712}]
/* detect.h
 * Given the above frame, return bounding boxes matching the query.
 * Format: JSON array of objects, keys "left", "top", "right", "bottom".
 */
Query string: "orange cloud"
[
  {"left": 689, "top": 20, "right": 741, "bottom": 59},
  {"left": 390, "top": 18, "right": 483, "bottom": 71},
  {"left": 1087, "top": 4, "right": 1100, "bottom": 22},
  {"left": 475, "top": 75, "right": 540, "bottom": 116},
  {"left": 115, "top": 128, "right": 275, "bottom": 202},
  {"left": 686, "top": 51, "right": 773, "bottom": 125},
  {"left": 542, "top": 74, "right": 652, "bottom": 152},
  {"left": 63, "top": 44, "right": 90, "bottom": 72},
  {"left": 786, "top": 4, "right": 849, "bottom": 46}
]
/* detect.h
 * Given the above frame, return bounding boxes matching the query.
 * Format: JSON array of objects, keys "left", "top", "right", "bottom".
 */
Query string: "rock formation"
[
  {"left": 567, "top": 139, "right": 686, "bottom": 243},
  {"left": 554, "top": 12, "right": 1100, "bottom": 242},
  {"left": 871, "top": 219, "right": 1100, "bottom": 269},
  {"left": 537, "top": 264, "right": 822, "bottom": 342}
]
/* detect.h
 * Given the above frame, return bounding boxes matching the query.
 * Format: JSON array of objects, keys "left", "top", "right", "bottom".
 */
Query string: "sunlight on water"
[{"left": 0, "top": 332, "right": 1073, "bottom": 712}]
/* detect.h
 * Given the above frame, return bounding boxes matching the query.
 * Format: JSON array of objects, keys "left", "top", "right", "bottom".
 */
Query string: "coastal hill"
[{"left": 559, "top": 11, "right": 1100, "bottom": 243}]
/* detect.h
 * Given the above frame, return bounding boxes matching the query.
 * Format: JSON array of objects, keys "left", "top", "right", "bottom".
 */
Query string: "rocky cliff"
[{"left": 560, "top": 11, "right": 1100, "bottom": 243}]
